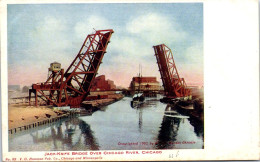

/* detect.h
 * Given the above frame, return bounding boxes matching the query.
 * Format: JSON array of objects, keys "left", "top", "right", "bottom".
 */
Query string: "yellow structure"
[{"left": 49, "top": 62, "right": 61, "bottom": 72}]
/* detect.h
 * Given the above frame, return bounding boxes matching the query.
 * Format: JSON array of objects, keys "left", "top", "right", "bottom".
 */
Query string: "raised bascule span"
[
  {"left": 29, "top": 29, "right": 114, "bottom": 108},
  {"left": 153, "top": 44, "right": 191, "bottom": 100}
]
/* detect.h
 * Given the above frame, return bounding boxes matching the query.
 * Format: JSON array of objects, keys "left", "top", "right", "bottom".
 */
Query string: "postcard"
[{"left": 1, "top": 0, "right": 259, "bottom": 161}]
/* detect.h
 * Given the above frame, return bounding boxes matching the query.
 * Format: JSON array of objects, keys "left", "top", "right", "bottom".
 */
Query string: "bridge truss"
[
  {"left": 29, "top": 29, "right": 114, "bottom": 107},
  {"left": 153, "top": 44, "right": 191, "bottom": 99}
]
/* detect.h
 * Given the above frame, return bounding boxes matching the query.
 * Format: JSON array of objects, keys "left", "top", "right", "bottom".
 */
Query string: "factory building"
[
  {"left": 129, "top": 76, "right": 160, "bottom": 92},
  {"left": 91, "top": 75, "right": 116, "bottom": 91}
]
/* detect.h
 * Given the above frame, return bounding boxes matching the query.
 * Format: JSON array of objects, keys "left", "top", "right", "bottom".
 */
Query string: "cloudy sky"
[{"left": 8, "top": 3, "right": 203, "bottom": 88}]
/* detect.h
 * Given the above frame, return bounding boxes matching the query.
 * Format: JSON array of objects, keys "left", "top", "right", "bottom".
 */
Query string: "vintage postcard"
[{"left": 1, "top": 0, "right": 259, "bottom": 161}]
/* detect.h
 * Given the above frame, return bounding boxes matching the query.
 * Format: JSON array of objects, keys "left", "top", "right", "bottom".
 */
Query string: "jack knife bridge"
[
  {"left": 153, "top": 44, "right": 191, "bottom": 99},
  {"left": 29, "top": 29, "right": 114, "bottom": 108}
]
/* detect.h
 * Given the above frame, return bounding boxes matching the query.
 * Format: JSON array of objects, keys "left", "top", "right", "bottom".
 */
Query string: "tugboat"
[
  {"left": 131, "top": 65, "right": 145, "bottom": 108},
  {"left": 132, "top": 93, "right": 145, "bottom": 102},
  {"left": 131, "top": 93, "right": 145, "bottom": 108}
]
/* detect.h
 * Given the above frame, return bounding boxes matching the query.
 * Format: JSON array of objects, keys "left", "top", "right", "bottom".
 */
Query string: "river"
[{"left": 9, "top": 95, "right": 204, "bottom": 151}]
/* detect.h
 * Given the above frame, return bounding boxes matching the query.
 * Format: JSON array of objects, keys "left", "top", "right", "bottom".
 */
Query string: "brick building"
[
  {"left": 91, "top": 75, "right": 116, "bottom": 91},
  {"left": 129, "top": 76, "right": 160, "bottom": 92}
]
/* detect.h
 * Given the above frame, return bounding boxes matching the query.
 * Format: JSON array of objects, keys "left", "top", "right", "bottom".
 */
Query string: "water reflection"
[
  {"left": 130, "top": 98, "right": 158, "bottom": 133},
  {"left": 156, "top": 104, "right": 204, "bottom": 149},
  {"left": 156, "top": 115, "right": 181, "bottom": 149},
  {"left": 27, "top": 118, "right": 100, "bottom": 151},
  {"left": 138, "top": 109, "right": 143, "bottom": 132},
  {"left": 9, "top": 97, "right": 203, "bottom": 151},
  {"left": 189, "top": 116, "right": 204, "bottom": 139},
  {"left": 79, "top": 120, "right": 99, "bottom": 150}
]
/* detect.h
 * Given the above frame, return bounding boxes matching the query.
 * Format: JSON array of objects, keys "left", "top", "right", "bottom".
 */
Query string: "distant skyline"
[{"left": 8, "top": 3, "right": 203, "bottom": 88}]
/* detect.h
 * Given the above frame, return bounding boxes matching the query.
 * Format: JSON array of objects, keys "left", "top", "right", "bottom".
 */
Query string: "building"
[
  {"left": 129, "top": 76, "right": 160, "bottom": 92},
  {"left": 107, "top": 79, "right": 116, "bottom": 89},
  {"left": 91, "top": 75, "right": 116, "bottom": 91}
]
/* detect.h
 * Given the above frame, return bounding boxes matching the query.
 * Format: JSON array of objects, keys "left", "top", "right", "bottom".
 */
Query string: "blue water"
[{"left": 9, "top": 96, "right": 204, "bottom": 151}]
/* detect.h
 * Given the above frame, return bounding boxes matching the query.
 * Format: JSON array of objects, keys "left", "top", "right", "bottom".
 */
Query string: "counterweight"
[{"left": 29, "top": 29, "right": 114, "bottom": 107}]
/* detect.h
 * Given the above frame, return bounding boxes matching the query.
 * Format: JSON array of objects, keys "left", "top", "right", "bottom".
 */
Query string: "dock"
[{"left": 80, "top": 94, "right": 124, "bottom": 115}]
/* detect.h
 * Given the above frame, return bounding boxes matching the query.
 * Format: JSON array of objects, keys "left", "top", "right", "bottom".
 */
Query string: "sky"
[{"left": 7, "top": 3, "right": 203, "bottom": 88}]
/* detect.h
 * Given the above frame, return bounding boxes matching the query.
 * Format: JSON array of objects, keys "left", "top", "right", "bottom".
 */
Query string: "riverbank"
[
  {"left": 8, "top": 104, "right": 67, "bottom": 130},
  {"left": 8, "top": 93, "right": 124, "bottom": 132}
]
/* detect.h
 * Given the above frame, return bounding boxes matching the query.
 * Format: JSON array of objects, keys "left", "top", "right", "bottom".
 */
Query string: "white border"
[{"left": 1, "top": 0, "right": 259, "bottom": 161}]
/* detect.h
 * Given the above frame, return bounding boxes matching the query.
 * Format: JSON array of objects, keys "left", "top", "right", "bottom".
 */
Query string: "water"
[{"left": 9, "top": 96, "right": 204, "bottom": 151}]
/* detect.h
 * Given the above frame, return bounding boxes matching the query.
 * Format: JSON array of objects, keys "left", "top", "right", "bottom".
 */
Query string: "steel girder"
[
  {"left": 153, "top": 44, "right": 191, "bottom": 98},
  {"left": 29, "top": 29, "right": 114, "bottom": 107}
]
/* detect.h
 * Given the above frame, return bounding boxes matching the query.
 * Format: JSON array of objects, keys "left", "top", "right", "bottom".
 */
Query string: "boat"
[
  {"left": 131, "top": 93, "right": 145, "bottom": 108},
  {"left": 131, "top": 65, "right": 145, "bottom": 107},
  {"left": 132, "top": 93, "right": 145, "bottom": 102}
]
